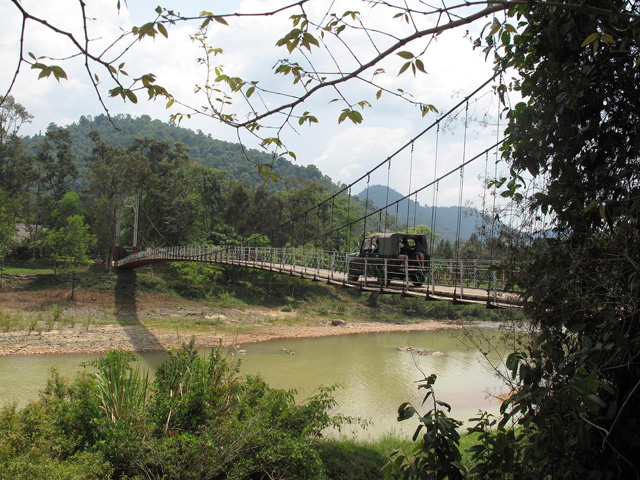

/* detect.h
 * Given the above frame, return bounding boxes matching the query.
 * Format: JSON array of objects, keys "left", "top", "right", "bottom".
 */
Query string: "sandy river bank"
[
  {"left": 0, "top": 286, "right": 463, "bottom": 356},
  {"left": 0, "top": 319, "right": 459, "bottom": 356}
]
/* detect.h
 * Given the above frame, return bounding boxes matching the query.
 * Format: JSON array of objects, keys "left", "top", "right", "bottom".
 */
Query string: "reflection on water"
[{"left": 0, "top": 328, "right": 508, "bottom": 440}]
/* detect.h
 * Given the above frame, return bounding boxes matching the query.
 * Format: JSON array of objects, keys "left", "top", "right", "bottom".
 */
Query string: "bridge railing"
[{"left": 116, "top": 245, "right": 516, "bottom": 304}]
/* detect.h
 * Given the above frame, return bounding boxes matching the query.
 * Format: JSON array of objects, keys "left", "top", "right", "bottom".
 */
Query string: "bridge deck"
[{"left": 115, "top": 245, "right": 522, "bottom": 308}]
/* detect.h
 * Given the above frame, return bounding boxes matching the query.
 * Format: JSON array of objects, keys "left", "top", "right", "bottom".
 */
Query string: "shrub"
[{"left": 0, "top": 340, "right": 348, "bottom": 479}]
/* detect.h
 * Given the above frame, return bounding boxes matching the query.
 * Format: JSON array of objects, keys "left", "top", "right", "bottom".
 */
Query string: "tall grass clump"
[
  {"left": 92, "top": 351, "right": 149, "bottom": 424},
  {"left": 0, "top": 309, "right": 20, "bottom": 331}
]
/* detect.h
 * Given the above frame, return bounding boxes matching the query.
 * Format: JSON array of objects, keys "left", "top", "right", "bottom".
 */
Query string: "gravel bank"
[{"left": 0, "top": 319, "right": 459, "bottom": 356}]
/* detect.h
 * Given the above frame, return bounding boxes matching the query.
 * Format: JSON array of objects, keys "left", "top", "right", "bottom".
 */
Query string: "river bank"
[
  {"left": 0, "top": 316, "right": 459, "bottom": 356},
  {"left": 0, "top": 286, "right": 462, "bottom": 356}
]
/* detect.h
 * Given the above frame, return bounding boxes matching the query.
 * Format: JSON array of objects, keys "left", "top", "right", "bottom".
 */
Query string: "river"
[{"left": 0, "top": 327, "right": 508, "bottom": 440}]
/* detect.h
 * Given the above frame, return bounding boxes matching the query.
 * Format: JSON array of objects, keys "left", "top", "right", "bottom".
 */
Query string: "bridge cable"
[
  {"left": 273, "top": 73, "right": 500, "bottom": 239},
  {"left": 126, "top": 214, "right": 152, "bottom": 249},
  {"left": 384, "top": 160, "right": 392, "bottom": 233},
  {"left": 316, "top": 204, "right": 322, "bottom": 251},
  {"left": 394, "top": 203, "right": 399, "bottom": 232},
  {"left": 406, "top": 141, "right": 415, "bottom": 230},
  {"left": 429, "top": 121, "right": 441, "bottom": 260},
  {"left": 330, "top": 196, "right": 336, "bottom": 250},
  {"left": 481, "top": 150, "right": 489, "bottom": 246},
  {"left": 299, "top": 141, "right": 503, "bottom": 247},
  {"left": 344, "top": 186, "right": 352, "bottom": 251},
  {"left": 489, "top": 80, "right": 501, "bottom": 276},
  {"left": 363, "top": 174, "right": 371, "bottom": 238},
  {"left": 453, "top": 101, "right": 469, "bottom": 299},
  {"left": 140, "top": 203, "right": 172, "bottom": 247}
]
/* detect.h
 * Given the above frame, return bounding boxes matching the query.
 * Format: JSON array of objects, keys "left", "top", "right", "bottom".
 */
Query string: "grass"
[
  {"left": 319, "top": 434, "right": 414, "bottom": 480},
  {"left": 318, "top": 430, "right": 487, "bottom": 479},
  {"left": 0, "top": 304, "right": 79, "bottom": 333},
  {"left": 2, "top": 260, "right": 56, "bottom": 276}
]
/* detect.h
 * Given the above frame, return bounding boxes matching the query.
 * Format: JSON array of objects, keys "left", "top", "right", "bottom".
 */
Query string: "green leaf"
[
  {"left": 586, "top": 394, "right": 606, "bottom": 409},
  {"left": 397, "top": 402, "right": 416, "bottom": 421},
  {"left": 397, "top": 51, "right": 414, "bottom": 59},
  {"left": 601, "top": 33, "right": 614, "bottom": 44},
  {"left": 583, "top": 200, "right": 599, "bottom": 213},
  {"left": 50, "top": 65, "right": 68, "bottom": 81},
  {"left": 246, "top": 86, "right": 255, "bottom": 98},
  {"left": 125, "top": 90, "right": 138, "bottom": 103},
  {"left": 157, "top": 23, "right": 168, "bottom": 38},
  {"left": 376, "top": 89, "right": 382, "bottom": 100},
  {"left": 598, "top": 203, "right": 606, "bottom": 219},
  {"left": 214, "top": 16, "right": 228, "bottom": 26},
  {"left": 581, "top": 32, "right": 599, "bottom": 47},
  {"left": 489, "top": 19, "right": 501, "bottom": 37},
  {"left": 398, "top": 61, "right": 411, "bottom": 75},
  {"left": 415, "top": 59, "right": 426, "bottom": 73},
  {"left": 38, "top": 67, "right": 51, "bottom": 79},
  {"left": 166, "top": 98, "right": 174, "bottom": 108},
  {"left": 302, "top": 32, "right": 319, "bottom": 50}
]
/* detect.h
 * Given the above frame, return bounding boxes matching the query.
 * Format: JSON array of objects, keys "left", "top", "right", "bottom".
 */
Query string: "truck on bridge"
[{"left": 347, "top": 232, "right": 429, "bottom": 286}]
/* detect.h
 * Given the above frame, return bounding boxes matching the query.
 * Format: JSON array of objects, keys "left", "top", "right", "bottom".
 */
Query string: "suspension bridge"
[
  {"left": 114, "top": 245, "right": 521, "bottom": 307},
  {"left": 114, "top": 74, "right": 539, "bottom": 309}
]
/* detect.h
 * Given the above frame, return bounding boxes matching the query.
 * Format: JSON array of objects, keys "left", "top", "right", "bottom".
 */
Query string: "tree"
[
  {"left": 0, "top": 95, "right": 33, "bottom": 146},
  {"left": 460, "top": 232, "right": 483, "bottom": 260},
  {"left": 434, "top": 239, "right": 454, "bottom": 259},
  {"left": 47, "top": 214, "right": 96, "bottom": 299},
  {"left": 36, "top": 127, "right": 78, "bottom": 203},
  {"left": 51, "top": 192, "right": 86, "bottom": 230},
  {"left": 479, "top": 2, "right": 640, "bottom": 477},
  {"left": 0, "top": 190, "right": 19, "bottom": 287},
  {"left": 85, "top": 131, "right": 141, "bottom": 268},
  {"left": 0, "top": 96, "right": 34, "bottom": 195}
]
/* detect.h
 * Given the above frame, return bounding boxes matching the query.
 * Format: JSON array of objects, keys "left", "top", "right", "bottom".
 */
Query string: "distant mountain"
[
  {"left": 23, "top": 114, "right": 333, "bottom": 191},
  {"left": 358, "top": 184, "right": 487, "bottom": 242}
]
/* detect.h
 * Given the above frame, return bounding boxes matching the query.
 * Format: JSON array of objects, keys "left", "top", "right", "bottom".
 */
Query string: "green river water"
[{"left": 0, "top": 327, "right": 508, "bottom": 440}]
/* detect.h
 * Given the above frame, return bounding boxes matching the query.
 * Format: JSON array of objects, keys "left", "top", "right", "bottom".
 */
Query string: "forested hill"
[
  {"left": 23, "top": 114, "right": 333, "bottom": 190},
  {"left": 358, "top": 185, "right": 486, "bottom": 242}
]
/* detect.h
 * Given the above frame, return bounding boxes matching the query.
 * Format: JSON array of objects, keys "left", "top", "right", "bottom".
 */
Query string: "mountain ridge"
[{"left": 358, "top": 184, "right": 486, "bottom": 242}]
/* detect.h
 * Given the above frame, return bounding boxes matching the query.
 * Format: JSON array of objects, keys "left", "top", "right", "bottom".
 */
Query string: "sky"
[{"left": 0, "top": 0, "right": 514, "bottom": 208}]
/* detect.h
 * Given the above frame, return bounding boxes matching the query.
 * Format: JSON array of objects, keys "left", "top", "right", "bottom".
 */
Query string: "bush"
[{"left": 0, "top": 340, "right": 348, "bottom": 479}]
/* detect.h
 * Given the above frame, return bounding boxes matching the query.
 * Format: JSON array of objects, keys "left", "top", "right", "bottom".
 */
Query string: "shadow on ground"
[{"left": 115, "top": 269, "right": 165, "bottom": 353}]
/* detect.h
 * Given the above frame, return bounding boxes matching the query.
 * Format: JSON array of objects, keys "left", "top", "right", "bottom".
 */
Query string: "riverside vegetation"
[{"left": 0, "top": 260, "right": 522, "bottom": 479}]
